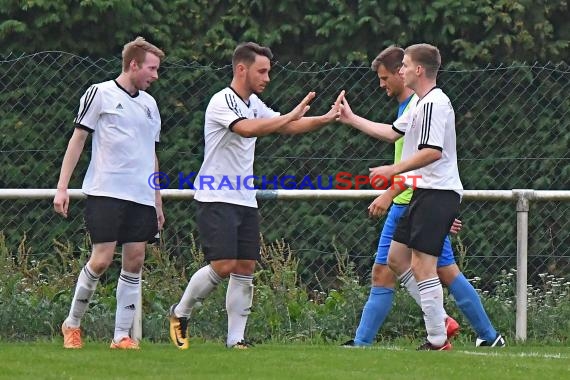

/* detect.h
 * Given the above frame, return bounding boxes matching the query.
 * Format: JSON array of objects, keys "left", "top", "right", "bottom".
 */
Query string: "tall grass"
[{"left": 0, "top": 231, "right": 568, "bottom": 344}]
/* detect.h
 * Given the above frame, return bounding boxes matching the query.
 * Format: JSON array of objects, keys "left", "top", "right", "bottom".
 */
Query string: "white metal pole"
[
  {"left": 131, "top": 270, "right": 143, "bottom": 341},
  {"left": 514, "top": 190, "right": 532, "bottom": 341},
  {"left": 1, "top": 188, "right": 570, "bottom": 201}
]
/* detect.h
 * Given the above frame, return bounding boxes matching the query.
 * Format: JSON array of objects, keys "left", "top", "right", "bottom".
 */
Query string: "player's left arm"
[
  {"left": 392, "top": 148, "right": 442, "bottom": 174},
  {"left": 278, "top": 90, "right": 344, "bottom": 135},
  {"left": 154, "top": 153, "right": 165, "bottom": 230},
  {"left": 369, "top": 148, "right": 441, "bottom": 188}
]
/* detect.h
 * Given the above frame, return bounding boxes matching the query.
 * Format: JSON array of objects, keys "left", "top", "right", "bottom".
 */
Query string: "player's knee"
[
  {"left": 232, "top": 260, "right": 256, "bottom": 275},
  {"left": 371, "top": 264, "right": 396, "bottom": 287},
  {"left": 87, "top": 258, "right": 111, "bottom": 275},
  {"left": 210, "top": 260, "right": 237, "bottom": 278},
  {"left": 387, "top": 254, "right": 406, "bottom": 276},
  {"left": 121, "top": 247, "right": 146, "bottom": 272},
  {"left": 410, "top": 261, "right": 434, "bottom": 280},
  {"left": 437, "top": 264, "right": 460, "bottom": 286},
  {"left": 125, "top": 256, "right": 145, "bottom": 273}
]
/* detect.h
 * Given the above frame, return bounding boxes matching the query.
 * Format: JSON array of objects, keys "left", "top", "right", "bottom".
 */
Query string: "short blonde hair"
[{"left": 122, "top": 37, "right": 165, "bottom": 72}]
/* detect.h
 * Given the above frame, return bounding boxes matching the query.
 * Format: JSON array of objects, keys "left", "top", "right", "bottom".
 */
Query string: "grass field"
[{"left": 0, "top": 341, "right": 568, "bottom": 380}]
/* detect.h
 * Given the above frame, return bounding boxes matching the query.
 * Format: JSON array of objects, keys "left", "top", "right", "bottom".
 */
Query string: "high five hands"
[
  {"left": 290, "top": 90, "right": 346, "bottom": 122},
  {"left": 324, "top": 90, "right": 345, "bottom": 122}
]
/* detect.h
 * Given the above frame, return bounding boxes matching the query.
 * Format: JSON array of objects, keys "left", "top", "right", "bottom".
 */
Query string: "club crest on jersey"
[
  {"left": 145, "top": 106, "right": 152, "bottom": 119},
  {"left": 252, "top": 108, "right": 258, "bottom": 118}
]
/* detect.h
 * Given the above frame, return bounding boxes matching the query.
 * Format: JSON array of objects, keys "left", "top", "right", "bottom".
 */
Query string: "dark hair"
[
  {"left": 404, "top": 43, "right": 441, "bottom": 79},
  {"left": 370, "top": 46, "right": 404, "bottom": 73},
  {"left": 232, "top": 42, "right": 273, "bottom": 70}
]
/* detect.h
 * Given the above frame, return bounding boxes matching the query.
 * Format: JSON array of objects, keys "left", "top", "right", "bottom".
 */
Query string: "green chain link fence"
[{"left": 1, "top": 53, "right": 569, "bottom": 291}]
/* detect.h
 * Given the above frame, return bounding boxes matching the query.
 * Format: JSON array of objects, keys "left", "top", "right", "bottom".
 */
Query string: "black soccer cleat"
[
  {"left": 230, "top": 340, "right": 254, "bottom": 349},
  {"left": 476, "top": 333, "right": 506, "bottom": 347},
  {"left": 417, "top": 340, "right": 452, "bottom": 351}
]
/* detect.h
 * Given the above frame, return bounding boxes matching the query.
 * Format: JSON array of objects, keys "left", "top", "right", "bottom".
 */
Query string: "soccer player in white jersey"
[
  {"left": 168, "top": 42, "right": 343, "bottom": 349},
  {"left": 339, "top": 46, "right": 504, "bottom": 349},
  {"left": 338, "top": 43, "right": 472, "bottom": 350},
  {"left": 53, "top": 37, "right": 165, "bottom": 350},
  {"left": 336, "top": 43, "right": 501, "bottom": 350}
]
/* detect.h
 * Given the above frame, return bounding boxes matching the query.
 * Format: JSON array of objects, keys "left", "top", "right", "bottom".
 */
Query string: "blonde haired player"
[{"left": 54, "top": 37, "right": 165, "bottom": 349}]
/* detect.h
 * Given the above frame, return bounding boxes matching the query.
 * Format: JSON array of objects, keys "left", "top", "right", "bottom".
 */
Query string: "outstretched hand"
[
  {"left": 338, "top": 94, "right": 356, "bottom": 124},
  {"left": 289, "top": 92, "right": 316, "bottom": 121},
  {"left": 321, "top": 90, "right": 345, "bottom": 122}
]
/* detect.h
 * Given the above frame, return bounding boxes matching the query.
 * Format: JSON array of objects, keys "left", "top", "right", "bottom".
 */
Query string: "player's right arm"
[
  {"left": 338, "top": 96, "right": 402, "bottom": 142},
  {"left": 232, "top": 92, "right": 316, "bottom": 137},
  {"left": 53, "top": 128, "right": 89, "bottom": 218},
  {"left": 54, "top": 85, "right": 101, "bottom": 218},
  {"left": 368, "top": 186, "right": 407, "bottom": 218}
]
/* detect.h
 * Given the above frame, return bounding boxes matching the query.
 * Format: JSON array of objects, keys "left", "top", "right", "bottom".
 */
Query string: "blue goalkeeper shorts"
[{"left": 374, "top": 203, "right": 455, "bottom": 267}]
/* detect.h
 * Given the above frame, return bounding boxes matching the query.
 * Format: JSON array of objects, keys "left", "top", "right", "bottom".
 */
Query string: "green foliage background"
[
  {"left": 1, "top": 0, "right": 568, "bottom": 64},
  {"left": 0, "top": 0, "right": 568, "bottom": 336}
]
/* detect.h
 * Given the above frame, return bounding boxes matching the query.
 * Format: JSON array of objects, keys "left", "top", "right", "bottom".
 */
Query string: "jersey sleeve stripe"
[
  {"left": 420, "top": 102, "right": 433, "bottom": 146},
  {"left": 418, "top": 143, "right": 442, "bottom": 151},
  {"left": 225, "top": 93, "right": 244, "bottom": 118},
  {"left": 75, "top": 86, "right": 98, "bottom": 124}
]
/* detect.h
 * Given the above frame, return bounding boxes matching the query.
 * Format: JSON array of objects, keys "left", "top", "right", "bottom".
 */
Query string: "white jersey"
[
  {"left": 194, "top": 87, "right": 280, "bottom": 208},
  {"left": 392, "top": 87, "right": 463, "bottom": 196},
  {"left": 75, "top": 80, "right": 161, "bottom": 206}
]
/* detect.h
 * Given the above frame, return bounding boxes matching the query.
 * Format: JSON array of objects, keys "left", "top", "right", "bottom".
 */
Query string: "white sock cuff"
[
  {"left": 418, "top": 277, "right": 441, "bottom": 294},
  {"left": 398, "top": 268, "right": 413, "bottom": 284},
  {"left": 119, "top": 269, "right": 140, "bottom": 286},
  {"left": 83, "top": 264, "right": 100, "bottom": 281}
]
